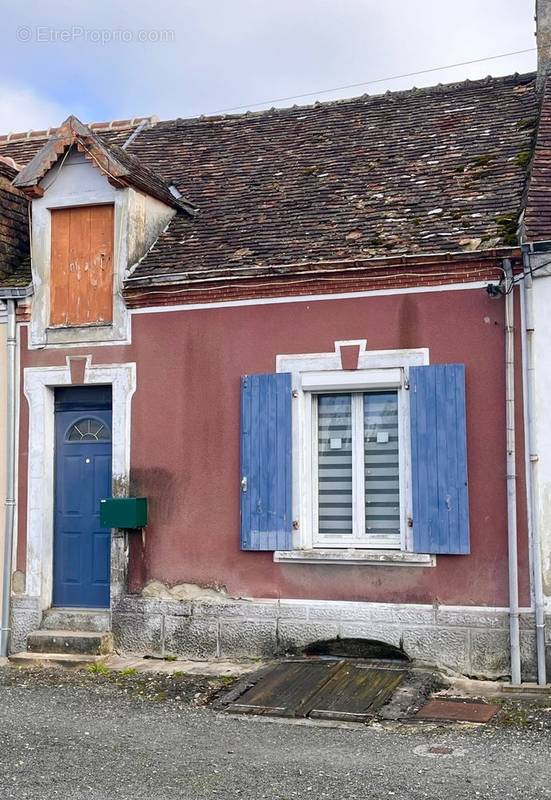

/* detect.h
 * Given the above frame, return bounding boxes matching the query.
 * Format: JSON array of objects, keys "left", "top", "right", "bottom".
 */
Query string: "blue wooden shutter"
[
  {"left": 410, "top": 364, "right": 470, "bottom": 554},
  {"left": 240, "top": 373, "right": 292, "bottom": 550}
]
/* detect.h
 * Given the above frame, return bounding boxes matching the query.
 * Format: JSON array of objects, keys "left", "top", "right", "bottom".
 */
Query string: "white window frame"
[
  {"left": 310, "top": 383, "right": 404, "bottom": 549},
  {"left": 276, "top": 343, "right": 430, "bottom": 553}
]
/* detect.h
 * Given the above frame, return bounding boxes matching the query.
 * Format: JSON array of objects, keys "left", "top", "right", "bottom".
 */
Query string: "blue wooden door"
[{"left": 53, "top": 405, "right": 112, "bottom": 608}]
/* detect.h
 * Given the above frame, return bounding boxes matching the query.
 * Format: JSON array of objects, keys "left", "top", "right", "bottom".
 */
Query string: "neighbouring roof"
[
  {"left": 523, "top": 78, "right": 551, "bottom": 241},
  {"left": 0, "top": 159, "right": 30, "bottom": 287},
  {"left": 0, "top": 72, "right": 542, "bottom": 290}
]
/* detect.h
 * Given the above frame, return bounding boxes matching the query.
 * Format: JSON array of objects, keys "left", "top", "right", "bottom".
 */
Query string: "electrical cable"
[
  {"left": 503, "top": 257, "right": 551, "bottom": 293},
  {"left": 208, "top": 48, "right": 536, "bottom": 115}
]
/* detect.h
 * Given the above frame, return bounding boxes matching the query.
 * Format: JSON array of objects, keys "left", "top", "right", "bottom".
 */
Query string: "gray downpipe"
[
  {"left": 0, "top": 299, "right": 17, "bottom": 658},
  {"left": 504, "top": 260, "right": 522, "bottom": 685},
  {"left": 520, "top": 258, "right": 547, "bottom": 685}
]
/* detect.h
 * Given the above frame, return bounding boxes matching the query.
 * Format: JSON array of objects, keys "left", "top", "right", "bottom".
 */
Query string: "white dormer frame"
[{"left": 28, "top": 149, "right": 175, "bottom": 349}]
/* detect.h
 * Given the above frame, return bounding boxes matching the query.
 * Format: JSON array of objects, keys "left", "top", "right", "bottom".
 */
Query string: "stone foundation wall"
[
  {"left": 112, "top": 595, "right": 543, "bottom": 680},
  {"left": 10, "top": 592, "right": 548, "bottom": 680}
]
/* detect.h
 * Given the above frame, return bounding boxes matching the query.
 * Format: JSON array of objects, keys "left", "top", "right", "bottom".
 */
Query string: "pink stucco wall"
[{"left": 16, "top": 284, "right": 530, "bottom": 608}]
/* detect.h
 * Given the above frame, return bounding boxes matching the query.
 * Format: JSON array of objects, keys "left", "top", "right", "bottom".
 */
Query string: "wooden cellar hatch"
[{"left": 226, "top": 656, "right": 408, "bottom": 722}]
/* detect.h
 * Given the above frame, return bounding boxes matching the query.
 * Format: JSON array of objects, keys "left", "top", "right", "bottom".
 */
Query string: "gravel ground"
[{"left": 1, "top": 666, "right": 551, "bottom": 799}]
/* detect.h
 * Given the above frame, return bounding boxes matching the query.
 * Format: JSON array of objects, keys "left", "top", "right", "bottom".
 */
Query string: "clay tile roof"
[
  {"left": 0, "top": 117, "right": 157, "bottom": 173},
  {"left": 0, "top": 74, "right": 540, "bottom": 289},
  {"left": 120, "top": 73, "right": 539, "bottom": 286},
  {"left": 0, "top": 160, "right": 30, "bottom": 287}
]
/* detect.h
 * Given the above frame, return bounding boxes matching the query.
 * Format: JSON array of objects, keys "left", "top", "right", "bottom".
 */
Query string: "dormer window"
[
  {"left": 11, "top": 115, "right": 193, "bottom": 346},
  {"left": 50, "top": 204, "right": 114, "bottom": 327}
]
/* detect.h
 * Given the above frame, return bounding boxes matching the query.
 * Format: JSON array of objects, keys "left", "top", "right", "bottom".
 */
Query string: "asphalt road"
[{"left": 0, "top": 671, "right": 550, "bottom": 799}]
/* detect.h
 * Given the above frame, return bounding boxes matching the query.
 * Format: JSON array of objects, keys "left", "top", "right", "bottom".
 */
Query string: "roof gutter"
[
  {"left": 0, "top": 285, "right": 33, "bottom": 299},
  {"left": 521, "top": 242, "right": 548, "bottom": 685},
  {"left": 503, "top": 258, "right": 522, "bottom": 685}
]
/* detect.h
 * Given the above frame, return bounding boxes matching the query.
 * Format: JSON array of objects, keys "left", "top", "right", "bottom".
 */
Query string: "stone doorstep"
[
  {"left": 27, "top": 630, "right": 113, "bottom": 656},
  {"left": 106, "top": 654, "right": 264, "bottom": 677},
  {"left": 40, "top": 607, "right": 111, "bottom": 633},
  {"left": 5, "top": 651, "right": 265, "bottom": 676},
  {"left": 9, "top": 652, "right": 109, "bottom": 668}
]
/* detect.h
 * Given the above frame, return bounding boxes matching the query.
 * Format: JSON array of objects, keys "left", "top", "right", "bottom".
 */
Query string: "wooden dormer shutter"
[{"left": 50, "top": 204, "right": 114, "bottom": 327}]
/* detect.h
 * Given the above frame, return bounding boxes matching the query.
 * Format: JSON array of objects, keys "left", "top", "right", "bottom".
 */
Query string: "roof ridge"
[
  {"left": 157, "top": 71, "right": 537, "bottom": 128},
  {"left": 0, "top": 72, "right": 536, "bottom": 144},
  {"left": 0, "top": 115, "right": 159, "bottom": 144}
]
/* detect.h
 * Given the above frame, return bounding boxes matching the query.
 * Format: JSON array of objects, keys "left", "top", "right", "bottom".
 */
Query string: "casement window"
[
  {"left": 240, "top": 349, "right": 470, "bottom": 559},
  {"left": 313, "top": 389, "right": 402, "bottom": 549}
]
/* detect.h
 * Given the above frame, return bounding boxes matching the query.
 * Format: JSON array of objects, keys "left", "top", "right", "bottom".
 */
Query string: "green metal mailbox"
[{"left": 100, "top": 497, "right": 148, "bottom": 529}]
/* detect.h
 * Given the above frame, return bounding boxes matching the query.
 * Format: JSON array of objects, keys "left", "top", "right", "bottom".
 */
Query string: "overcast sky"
[{"left": 0, "top": 0, "right": 536, "bottom": 133}]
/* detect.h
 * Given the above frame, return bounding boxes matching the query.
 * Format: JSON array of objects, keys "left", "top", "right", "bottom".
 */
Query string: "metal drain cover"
[
  {"left": 226, "top": 658, "right": 407, "bottom": 722},
  {"left": 415, "top": 699, "right": 499, "bottom": 723}
]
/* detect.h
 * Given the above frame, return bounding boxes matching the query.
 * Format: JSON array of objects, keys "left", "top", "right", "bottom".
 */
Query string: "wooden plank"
[
  {"left": 445, "top": 367, "right": 460, "bottom": 551},
  {"left": 50, "top": 204, "right": 114, "bottom": 327},
  {"left": 305, "top": 662, "right": 405, "bottom": 721},
  {"left": 227, "top": 660, "right": 342, "bottom": 717},
  {"left": 89, "top": 204, "right": 114, "bottom": 324},
  {"left": 67, "top": 205, "right": 91, "bottom": 325},
  {"left": 50, "top": 208, "right": 71, "bottom": 326}
]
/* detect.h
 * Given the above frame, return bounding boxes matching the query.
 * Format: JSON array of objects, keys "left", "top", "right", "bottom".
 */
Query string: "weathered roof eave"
[
  {"left": 123, "top": 245, "right": 521, "bottom": 290},
  {"left": 0, "top": 283, "right": 33, "bottom": 299}
]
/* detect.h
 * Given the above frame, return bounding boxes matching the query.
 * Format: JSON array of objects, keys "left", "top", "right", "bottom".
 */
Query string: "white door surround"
[{"left": 23, "top": 358, "right": 136, "bottom": 610}]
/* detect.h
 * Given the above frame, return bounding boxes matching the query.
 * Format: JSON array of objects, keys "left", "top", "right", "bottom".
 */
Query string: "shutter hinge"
[
  {"left": 292, "top": 389, "right": 299, "bottom": 398},
  {"left": 293, "top": 519, "right": 300, "bottom": 530},
  {"left": 404, "top": 379, "right": 410, "bottom": 390},
  {"left": 407, "top": 516, "right": 413, "bottom": 528},
  {"left": 241, "top": 476, "right": 248, "bottom": 492}
]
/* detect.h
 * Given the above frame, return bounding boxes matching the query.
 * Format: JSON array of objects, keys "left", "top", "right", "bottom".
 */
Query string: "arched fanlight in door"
[{"left": 66, "top": 418, "right": 111, "bottom": 442}]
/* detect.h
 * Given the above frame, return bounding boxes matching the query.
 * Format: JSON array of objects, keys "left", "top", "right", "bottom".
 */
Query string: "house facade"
[{"left": 3, "top": 10, "right": 551, "bottom": 679}]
